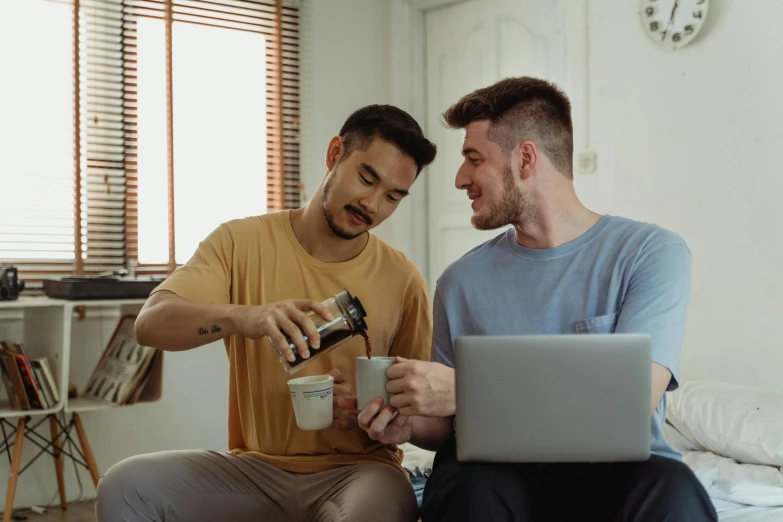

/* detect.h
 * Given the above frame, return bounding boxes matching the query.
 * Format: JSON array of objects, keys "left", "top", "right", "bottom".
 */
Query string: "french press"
[{"left": 269, "top": 289, "right": 368, "bottom": 374}]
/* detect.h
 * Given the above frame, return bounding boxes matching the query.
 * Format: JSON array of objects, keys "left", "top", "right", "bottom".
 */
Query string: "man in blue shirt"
[{"left": 354, "top": 77, "right": 718, "bottom": 521}]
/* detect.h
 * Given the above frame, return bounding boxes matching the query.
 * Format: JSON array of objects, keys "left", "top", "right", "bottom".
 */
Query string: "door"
[{"left": 425, "top": 0, "right": 570, "bottom": 287}]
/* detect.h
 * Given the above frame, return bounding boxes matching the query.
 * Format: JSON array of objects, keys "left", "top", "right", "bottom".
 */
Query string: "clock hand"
[{"left": 662, "top": 0, "right": 679, "bottom": 41}]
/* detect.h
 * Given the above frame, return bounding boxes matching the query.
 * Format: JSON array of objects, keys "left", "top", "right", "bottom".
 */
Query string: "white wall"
[
  {"left": 578, "top": 0, "right": 783, "bottom": 393},
  {"left": 299, "top": 0, "right": 428, "bottom": 263}
]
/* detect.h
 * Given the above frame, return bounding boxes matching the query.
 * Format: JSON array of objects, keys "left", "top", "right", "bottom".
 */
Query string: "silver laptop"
[{"left": 454, "top": 334, "right": 652, "bottom": 463}]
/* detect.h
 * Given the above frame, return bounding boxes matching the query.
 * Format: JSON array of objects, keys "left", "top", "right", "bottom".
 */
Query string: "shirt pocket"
[{"left": 573, "top": 313, "right": 619, "bottom": 334}]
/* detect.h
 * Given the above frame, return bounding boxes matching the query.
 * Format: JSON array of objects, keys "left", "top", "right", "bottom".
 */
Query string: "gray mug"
[{"left": 355, "top": 356, "right": 396, "bottom": 410}]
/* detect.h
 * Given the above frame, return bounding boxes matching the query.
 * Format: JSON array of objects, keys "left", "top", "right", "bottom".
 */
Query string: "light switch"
[{"left": 577, "top": 151, "right": 597, "bottom": 174}]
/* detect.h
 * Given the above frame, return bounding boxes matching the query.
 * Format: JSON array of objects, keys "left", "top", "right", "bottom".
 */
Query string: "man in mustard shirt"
[{"left": 95, "top": 105, "right": 436, "bottom": 522}]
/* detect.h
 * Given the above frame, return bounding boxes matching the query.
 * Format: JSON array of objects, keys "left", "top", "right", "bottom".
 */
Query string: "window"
[
  {"left": 127, "top": 0, "right": 302, "bottom": 274},
  {"left": 135, "top": 19, "right": 268, "bottom": 265},
  {"left": 0, "top": 0, "right": 75, "bottom": 275},
  {"left": 0, "top": 0, "right": 301, "bottom": 289}
]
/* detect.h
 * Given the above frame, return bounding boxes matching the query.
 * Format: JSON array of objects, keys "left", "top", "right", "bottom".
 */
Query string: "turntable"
[{"left": 42, "top": 270, "right": 164, "bottom": 300}]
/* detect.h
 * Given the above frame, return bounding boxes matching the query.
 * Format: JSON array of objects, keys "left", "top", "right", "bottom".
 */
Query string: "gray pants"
[{"left": 95, "top": 450, "right": 417, "bottom": 522}]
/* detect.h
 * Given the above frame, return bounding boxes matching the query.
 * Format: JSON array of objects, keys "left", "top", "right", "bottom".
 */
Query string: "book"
[
  {"left": 1, "top": 341, "right": 46, "bottom": 409},
  {"left": 31, "top": 359, "right": 58, "bottom": 409},
  {"left": 0, "top": 355, "right": 21, "bottom": 410},
  {"left": 83, "top": 315, "right": 158, "bottom": 406},
  {"left": 0, "top": 348, "right": 30, "bottom": 410},
  {"left": 32, "top": 357, "right": 59, "bottom": 404}
]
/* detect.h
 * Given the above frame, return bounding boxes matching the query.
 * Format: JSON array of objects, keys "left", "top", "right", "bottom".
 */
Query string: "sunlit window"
[
  {"left": 136, "top": 20, "right": 268, "bottom": 265},
  {"left": 0, "top": 1, "right": 74, "bottom": 261}
]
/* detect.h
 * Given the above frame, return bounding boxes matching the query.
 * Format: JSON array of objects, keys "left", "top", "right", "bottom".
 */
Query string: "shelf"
[
  {"left": 0, "top": 397, "right": 159, "bottom": 416},
  {"left": 62, "top": 298, "right": 147, "bottom": 309},
  {"left": 0, "top": 400, "right": 61, "bottom": 419},
  {"left": 65, "top": 397, "right": 117, "bottom": 413},
  {"left": 0, "top": 296, "right": 147, "bottom": 310},
  {"left": 0, "top": 290, "right": 160, "bottom": 515},
  {"left": 0, "top": 296, "right": 64, "bottom": 309}
]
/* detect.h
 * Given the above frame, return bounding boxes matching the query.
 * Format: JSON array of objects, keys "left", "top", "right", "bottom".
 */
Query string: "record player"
[{"left": 43, "top": 270, "right": 164, "bottom": 300}]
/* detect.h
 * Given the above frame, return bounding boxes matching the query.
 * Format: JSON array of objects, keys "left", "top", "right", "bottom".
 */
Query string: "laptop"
[{"left": 454, "top": 334, "right": 652, "bottom": 463}]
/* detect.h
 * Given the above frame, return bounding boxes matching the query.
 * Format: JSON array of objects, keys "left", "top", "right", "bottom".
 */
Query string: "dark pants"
[{"left": 421, "top": 438, "right": 718, "bottom": 522}]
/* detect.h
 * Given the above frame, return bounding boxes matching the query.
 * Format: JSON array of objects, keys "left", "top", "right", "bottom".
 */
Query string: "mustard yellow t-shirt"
[{"left": 151, "top": 210, "right": 432, "bottom": 476}]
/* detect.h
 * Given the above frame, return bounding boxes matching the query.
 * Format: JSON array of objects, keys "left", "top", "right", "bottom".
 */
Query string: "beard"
[
  {"left": 321, "top": 176, "right": 370, "bottom": 240},
  {"left": 471, "top": 163, "right": 535, "bottom": 231}
]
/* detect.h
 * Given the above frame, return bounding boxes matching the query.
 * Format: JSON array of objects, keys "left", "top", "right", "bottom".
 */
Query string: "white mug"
[
  {"left": 355, "top": 356, "right": 396, "bottom": 411},
  {"left": 287, "top": 374, "right": 334, "bottom": 430}
]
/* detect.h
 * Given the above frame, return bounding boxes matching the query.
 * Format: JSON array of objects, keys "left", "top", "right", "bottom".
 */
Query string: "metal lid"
[{"left": 335, "top": 289, "right": 367, "bottom": 333}]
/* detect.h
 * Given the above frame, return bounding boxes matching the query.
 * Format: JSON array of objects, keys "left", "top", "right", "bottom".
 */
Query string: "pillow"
[{"left": 667, "top": 380, "right": 783, "bottom": 467}]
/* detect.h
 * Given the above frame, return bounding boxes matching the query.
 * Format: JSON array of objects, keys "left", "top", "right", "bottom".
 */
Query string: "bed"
[
  {"left": 717, "top": 506, "right": 783, "bottom": 522},
  {"left": 400, "top": 380, "right": 783, "bottom": 521}
]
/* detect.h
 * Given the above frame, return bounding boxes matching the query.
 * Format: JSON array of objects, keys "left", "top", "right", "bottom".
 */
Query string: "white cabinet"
[{"left": 0, "top": 296, "right": 162, "bottom": 521}]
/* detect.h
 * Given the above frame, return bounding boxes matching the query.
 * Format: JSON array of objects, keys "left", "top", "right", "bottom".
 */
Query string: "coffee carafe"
[{"left": 270, "top": 289, "right": 368, "bottom": 374}]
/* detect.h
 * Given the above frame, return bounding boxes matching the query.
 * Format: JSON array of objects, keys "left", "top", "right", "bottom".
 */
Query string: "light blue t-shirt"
[{"left": 432, "top": 215, "right": 692, "bottom": 460}]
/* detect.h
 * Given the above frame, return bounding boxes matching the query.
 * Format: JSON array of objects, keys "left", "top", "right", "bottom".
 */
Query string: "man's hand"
[
  {"left": 330, "top": 368, "right": 358, "bottom": 431},
  {"left": 356, "top": 398, "right": 413, "bottom": 445},
  {"left": 385, "top": 358, "right": 456, "bottom": 417},
  {"left": 233, "top": 299, "right": 333, "bottom": 362}
]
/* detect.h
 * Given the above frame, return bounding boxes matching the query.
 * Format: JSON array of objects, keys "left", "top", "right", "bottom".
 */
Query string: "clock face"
[{"left": 640, "top": 0, "right": 709, "bottom": 50}]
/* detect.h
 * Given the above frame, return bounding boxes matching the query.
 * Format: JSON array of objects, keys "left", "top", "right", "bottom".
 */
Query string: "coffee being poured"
[
  {"left": 362, "top": 332, "right": 372, "bottom": 360},
  {"left": 269, "top": 289, "right": 369, "bottom": 374}
]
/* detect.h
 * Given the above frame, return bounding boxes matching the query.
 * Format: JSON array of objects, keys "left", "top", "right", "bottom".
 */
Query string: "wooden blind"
[
  {"left": 79, "top": 0, "right": 129, "bottom": 278},
  {"left": 0, "top": 0, "right": 127, "bottom": 291},
  {"left": 0, "top": 0, "right": 300, "bottom": 287},
  {"left": 125, "top": 0, "right": 301, "bottom": 274}
]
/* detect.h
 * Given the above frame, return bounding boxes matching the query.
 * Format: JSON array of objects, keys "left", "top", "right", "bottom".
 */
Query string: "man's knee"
[
  {"left": 318, "top": 464, "right": 416, "bottom": 522},
  {"left": 429, "top": 460, "right": 521, "bottom": 498},
  {"left": 648, "top": 457, "right": 708, "bottom": 498},
  {"left": 96, "top": 453, "right": 165, "bottom": 521},
  {"left": 97, "top": 455, "right": 139, "bottom": 500},
  {"left": 631, "top": 457, "right": 718, "bottom": 521},
  {"left": 423, "top": 459, "right": 531, "bottom": 521},
  {"left": 353, "top": 465, "right": 417, "bottom": 521}
]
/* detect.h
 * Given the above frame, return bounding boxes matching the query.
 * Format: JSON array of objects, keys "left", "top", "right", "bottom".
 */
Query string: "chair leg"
[
  {"left": 49, "top": 415, "right": 67, "bottom": 509},
  {"left": 73, "top": 413, "right": 101, "bottom": 487},
  {"left": 3, "top": 418, "right": 26, "bottom": 522}
]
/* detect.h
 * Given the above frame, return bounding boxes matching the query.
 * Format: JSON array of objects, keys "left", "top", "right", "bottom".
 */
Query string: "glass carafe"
[{"left": 269, "top": 289, "right": 368, "bottom": 374}]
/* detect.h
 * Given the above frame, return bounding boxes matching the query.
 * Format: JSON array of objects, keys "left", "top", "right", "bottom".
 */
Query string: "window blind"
[
  {"left": 125, "top": 0, "right": 301, "bottom": 274},
  {"left": 79, "top": 0, "right": 129, "bottom": 278},
  {"left": 0, "top": 0, "right": 127, "bottom": 290},
  {"left": 0, "top": 0, "right": 300, "bottom": 288}
]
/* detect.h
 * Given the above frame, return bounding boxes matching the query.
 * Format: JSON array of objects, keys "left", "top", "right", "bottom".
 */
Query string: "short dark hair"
[
  {"left": 339, "top": 105, "right": 437, "bottom": 175},
  {"left": 442, "top": 77, "right": 573, "bottom": 179}
]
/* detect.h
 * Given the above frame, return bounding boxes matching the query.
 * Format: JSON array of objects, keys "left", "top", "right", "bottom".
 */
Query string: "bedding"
[
  {"left": 666, "top": 416, "right": 783, "bottom": 521},
  {"left": 685, "top": 450, "right": 783, "bottom": 506},
  {"left": 668, "top": 381, "right": 783, "bottom": 467},
  {"left": 718, "top": 506, "right": 783, "bottom": 521}
]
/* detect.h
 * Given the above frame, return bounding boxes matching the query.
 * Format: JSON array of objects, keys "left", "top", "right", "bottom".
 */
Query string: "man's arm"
[
  {"left": 135, "top": 290, "right": 241, "bottom": 351},
  {"left": 355, "top": 399, "right": 453, "bottom": 451},
  {"left": 135, "top": 223, "right": 331, "bottom": 359},
  {"left": 615, "top": 240, "right": 692, "bottom": 412},
  {"left": 409, "top": 415, "right": 453, "bottom": 451},
  {"left": 135, "top": 291, "right": 331, "bottom": 358},
  {"left": 651, "top": 363, "right": 673, "bottom": 413}
]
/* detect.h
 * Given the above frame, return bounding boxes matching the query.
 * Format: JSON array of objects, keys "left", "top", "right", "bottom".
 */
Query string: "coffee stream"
[{"left": 362, "top": 332, "right": 372, "bottom": 359}]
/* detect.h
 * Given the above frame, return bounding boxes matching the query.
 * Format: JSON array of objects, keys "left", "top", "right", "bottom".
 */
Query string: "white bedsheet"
[
  {"left": 719, "top": 506, "right": 783, "bottom": 521},
  {"left": 686, "top": 451, "right": 783, "bottom": 507}
]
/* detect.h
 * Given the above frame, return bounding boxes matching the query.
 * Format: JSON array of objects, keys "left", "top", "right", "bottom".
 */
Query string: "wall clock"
[{"left": 640, "top": 0, "right": 709, "bottom": 50}]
